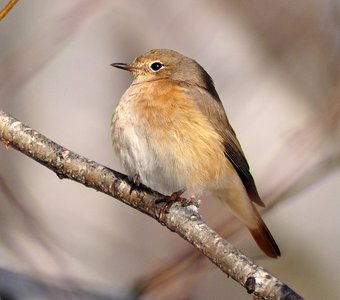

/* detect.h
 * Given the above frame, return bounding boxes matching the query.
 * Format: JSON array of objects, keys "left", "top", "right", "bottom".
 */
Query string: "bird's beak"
[{"left": 111, "top": 62, "right": 134, "bottom": 72}]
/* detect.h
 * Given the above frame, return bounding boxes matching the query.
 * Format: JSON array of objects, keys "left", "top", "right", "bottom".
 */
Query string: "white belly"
[{"left": 111, "top": 93, "right": 183, "bottom": 195}]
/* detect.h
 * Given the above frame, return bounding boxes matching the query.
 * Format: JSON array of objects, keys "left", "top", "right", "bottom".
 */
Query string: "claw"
[
  {"left": 168, "top": 189, "right": 186, "bottom": 203},
  {"left": 132, "top": 174, "right": 140, "bottom": 186},
  {"left": 189, "top": 195, "right": 201, "bottom": 208},
  {"left": 156, "top": 188, "right": 192, "bottom": 216},
  {"left": 1, "top": 138, "right": 10, "bottom": 149},
  {"left": 129, "top": 174, "right": 141, "bottom": 194}
]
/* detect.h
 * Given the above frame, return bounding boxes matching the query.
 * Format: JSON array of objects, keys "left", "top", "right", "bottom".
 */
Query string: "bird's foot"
[
  {"left": 188, "top": 195, "right": 201, "bottom": 208},
  {"left": 156, "top": 189, "right": 200, "bottom": 214},
  {"left": 132, "top": 174, "right": 141, "bottom": 186},
  {"left": 155, "top": 188, "right": 184, "bottom": 209},
  {"left": 1, "top": 138, "right": 10, "bottom": 149}
]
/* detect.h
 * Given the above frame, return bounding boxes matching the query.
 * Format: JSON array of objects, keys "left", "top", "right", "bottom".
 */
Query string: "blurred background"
[{"left": 0, "top": 0, "right": 339, "bottom": 299}]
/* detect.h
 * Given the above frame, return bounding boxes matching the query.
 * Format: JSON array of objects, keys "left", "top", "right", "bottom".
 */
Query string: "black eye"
[{"left": 150, "top": 62, "right": 163, "bottom": 71}]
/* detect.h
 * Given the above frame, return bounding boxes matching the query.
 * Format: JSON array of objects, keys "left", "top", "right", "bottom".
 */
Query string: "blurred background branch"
[{"left": 0, "top": 0, "right": 18, "bottom": 21}]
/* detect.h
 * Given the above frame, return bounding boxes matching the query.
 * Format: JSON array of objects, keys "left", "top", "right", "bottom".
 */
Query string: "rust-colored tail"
[
  {"left": 216, "top": 188, "right": 281, "bottom": 258},
  {"left": 248, "top": 205, "right": 281, "bottom": 258}
]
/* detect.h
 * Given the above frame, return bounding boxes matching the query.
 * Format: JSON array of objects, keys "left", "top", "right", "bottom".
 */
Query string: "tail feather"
[
  {"left": 248, "top": 207, "right": 281, "bottom": 258},
  {"left": 215, "top": 188, "right": 281, "bottom": 258}
]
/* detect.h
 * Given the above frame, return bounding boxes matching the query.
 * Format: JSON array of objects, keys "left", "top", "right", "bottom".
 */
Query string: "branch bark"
[{"left": 0, "top": 110, "right": 303, "bottom": 300}]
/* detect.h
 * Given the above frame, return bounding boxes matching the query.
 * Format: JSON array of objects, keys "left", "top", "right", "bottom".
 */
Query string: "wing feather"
[{"left": 182, "top": 81, "right": 265, "bottom": 207}]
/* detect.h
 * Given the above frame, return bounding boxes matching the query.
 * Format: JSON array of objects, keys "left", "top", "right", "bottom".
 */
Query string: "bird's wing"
[{"left": 186, "top": 84, "right": 265, "bottom": 207}]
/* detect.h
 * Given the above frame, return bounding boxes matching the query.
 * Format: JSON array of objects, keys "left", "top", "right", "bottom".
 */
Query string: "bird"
[{"left": 110, "top": 49, "right": 280, "bottom": 258}]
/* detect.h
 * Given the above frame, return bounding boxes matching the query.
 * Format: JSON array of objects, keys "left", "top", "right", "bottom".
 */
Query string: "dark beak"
[{"left": 110, "top": 62, "right": 133, "bottom": 72}]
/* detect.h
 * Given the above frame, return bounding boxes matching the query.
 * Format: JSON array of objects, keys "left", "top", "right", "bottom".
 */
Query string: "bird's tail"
[
  {"left": 215, "top": 189, "right": 281, "bottom": 258},
  {"left": 247, "top": 203, "right": 281, "bottom": 258}
]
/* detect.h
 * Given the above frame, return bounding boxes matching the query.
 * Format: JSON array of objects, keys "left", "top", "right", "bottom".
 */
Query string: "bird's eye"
[{"left": 150, "top": 61, "right": 163, "bottom": 71}]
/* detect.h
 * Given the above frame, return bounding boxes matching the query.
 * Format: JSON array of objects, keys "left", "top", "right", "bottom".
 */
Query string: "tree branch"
[
  {"left": 0, "top": 0, "right": 18, "bottom": 21},
  {"left": 0, "top": 110, "right": 303, "bottom": 300}
]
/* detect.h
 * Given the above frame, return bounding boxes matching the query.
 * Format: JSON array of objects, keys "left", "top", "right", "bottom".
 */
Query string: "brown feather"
[
  {"left": 222, "top": 131, "right": 265, "bottom": 207},
  {"left": 215, "top": 186, "right": 281, "bottom": 258},
  {"left": 185, "top": 82, "right": 265, "bottom": 206},
  {"left": 249, "top": 203, "right": 281, "bottom": 258}
]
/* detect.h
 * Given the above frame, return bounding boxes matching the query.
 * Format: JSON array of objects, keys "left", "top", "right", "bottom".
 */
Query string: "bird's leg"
[
  {"left": 1, "top": 137, "right": 10, "bottom": 149},
  {"left": 132, "top": 174, "right": 141, "bottom": 186},
  {"left": 156, "top": 190, "right": 202, "bottom": 224},
  {"left": 156, "top": 189, "right": 200, "bottom": 216},
  {"left": 189, "top": 195, "right": 201, "bottom": 208},
  {"left": 156, "top": 189, "right": 185, "bottom": 221},
  {"left": 168, "top": 189, "right": 186, "bottom": 203},
  {"left": 128, "top": 174, "right": 141, "bottom": 194},
  {"left": 155, "top": 188, "right": 184, "bottom": 205}
]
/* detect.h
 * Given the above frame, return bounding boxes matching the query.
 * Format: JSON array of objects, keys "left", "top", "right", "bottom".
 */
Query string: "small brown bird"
[{"left": 111, "top": 49, "right": 280, "bottom": 258}]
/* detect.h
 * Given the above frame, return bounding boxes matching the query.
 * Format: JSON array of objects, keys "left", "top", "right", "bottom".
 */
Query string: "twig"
[
  {"left": 0, "top": 110, "right": 303, "bottom": 300},
  {"left": 0, "top": 0, "right": 18, "bottom": 21}
]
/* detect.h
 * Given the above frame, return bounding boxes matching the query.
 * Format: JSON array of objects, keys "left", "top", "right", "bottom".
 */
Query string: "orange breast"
[{"left": 131, "top": 79, "right": 229, "bottom": 192}]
